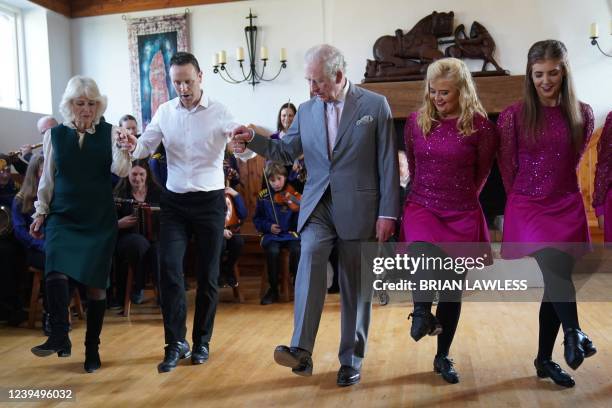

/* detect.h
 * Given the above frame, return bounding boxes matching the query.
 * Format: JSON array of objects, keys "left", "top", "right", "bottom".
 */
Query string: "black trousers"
[
  {"left": 159, "top": 189, "right": 225, "bottom": 346},
  {"left": 115, "top": 233, "right": 159, "bottom": 301},
  {"left": 262, "top": 240, "right": 301, "bottom": 293}
]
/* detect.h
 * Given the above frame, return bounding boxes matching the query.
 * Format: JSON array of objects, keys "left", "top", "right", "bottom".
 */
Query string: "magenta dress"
[
  {"left": 399, "top": 112, "right": 498, "bottom": 261},
  {"left": 497, "top": 102, "right": 595, "bottom": 258},
  {"left": 593, "top": 112, "right": 612, "bottom": 243}
]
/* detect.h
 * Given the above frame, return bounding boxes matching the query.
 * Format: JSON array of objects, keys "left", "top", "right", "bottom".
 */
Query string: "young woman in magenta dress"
[
  {"left": 401, "top": 57, "right": 498, "bottom": 384},
  {"left": 593, "top": 111, "right": 611, "bottom": 243},
  {"left": 497, "top": 40, "right": 596, "bottom": 388}
]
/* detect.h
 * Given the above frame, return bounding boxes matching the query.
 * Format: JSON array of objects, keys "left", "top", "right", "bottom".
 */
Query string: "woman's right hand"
[
  {"left": 30, "top": 215, "right": 45, "bottom": 239},
  {"left": 118, "top": 215, "right": 137, "bottom": 229}
]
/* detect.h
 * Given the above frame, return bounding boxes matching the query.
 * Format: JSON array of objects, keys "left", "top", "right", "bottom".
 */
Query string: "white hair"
[
  {"left": 304, "top": 44, "right": 347, "bottom": 80},
  {"left": 58, "top": 76, "right": 107, "bottom": 125}
]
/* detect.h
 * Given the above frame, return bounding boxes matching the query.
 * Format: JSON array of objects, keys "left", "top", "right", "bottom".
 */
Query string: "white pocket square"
[{"left": 356, "top": 115, "right": 374, "bottom": 126}]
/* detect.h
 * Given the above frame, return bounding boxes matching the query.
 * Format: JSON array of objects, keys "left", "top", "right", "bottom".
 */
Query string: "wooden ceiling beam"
[
  {"left": 70, "top": 0, "right": 243, "bottom": 18},
  {"left": 28, "top": 0, "right": 71, "bottom": 17}
]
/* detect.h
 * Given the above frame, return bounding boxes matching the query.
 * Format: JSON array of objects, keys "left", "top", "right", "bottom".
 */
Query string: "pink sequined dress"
[
  {"left": 399, "top": 112, "right": 498, "bottom": 261},
  {"left": 593, "top": 111, "right": 612, "bottom": 242},
  {"left": 497, "top": 101, "right": 595, "bottom": 258}
]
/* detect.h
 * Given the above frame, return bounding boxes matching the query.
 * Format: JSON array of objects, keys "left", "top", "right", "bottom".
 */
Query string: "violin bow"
[{"left": 262, "top": 167, "right": 281, "bottom": 226}]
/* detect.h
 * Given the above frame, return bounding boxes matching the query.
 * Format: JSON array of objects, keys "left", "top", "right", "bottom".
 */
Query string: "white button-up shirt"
[{"left": 132, "top": 94, "right": 239, "bottom": 193}]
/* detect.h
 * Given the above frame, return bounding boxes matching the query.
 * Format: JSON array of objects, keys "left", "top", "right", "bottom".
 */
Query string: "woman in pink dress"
[
  {"left": 497, "top": 40, "right": 596, "bottom": 388},
  {"left": 401, "top": 57, "right": 498, "bottom": 384},
  {"left": 593, "top": 112, "right": 611, "bottom": 243}
]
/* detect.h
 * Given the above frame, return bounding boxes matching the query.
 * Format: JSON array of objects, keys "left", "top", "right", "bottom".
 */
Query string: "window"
[{"left": 0, "top": 3, "right": 23, "bottom": 110}]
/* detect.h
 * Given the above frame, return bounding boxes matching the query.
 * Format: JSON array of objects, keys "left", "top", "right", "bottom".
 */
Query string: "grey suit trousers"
[{"left": 291, "top": 189, "right": 373, "bottom": 369}]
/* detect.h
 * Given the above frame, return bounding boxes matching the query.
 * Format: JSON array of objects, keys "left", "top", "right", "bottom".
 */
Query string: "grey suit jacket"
[{"left": 247, "top": 83, "right": 399, "bottom": 240}]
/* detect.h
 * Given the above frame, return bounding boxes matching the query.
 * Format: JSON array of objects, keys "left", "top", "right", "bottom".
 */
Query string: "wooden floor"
[{"left": 1, "top": 277, "right": 611, "bottom": 408}]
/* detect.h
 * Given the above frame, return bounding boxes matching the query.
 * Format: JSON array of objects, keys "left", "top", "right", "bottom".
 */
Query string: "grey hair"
[
  {"left": 304, "top": 44, "right": 347, "bottom": 80},
  {"left": 58, "top": 76, "right": 107, "bottom": 125}
]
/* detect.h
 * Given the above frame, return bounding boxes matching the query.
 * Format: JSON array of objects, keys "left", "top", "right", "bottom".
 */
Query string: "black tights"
[
  {"left": 533, "top": 248, "right": 579, "bottom": 360},
  {"left": 411, "top": 242, "right": 464, "bottom": 357}
]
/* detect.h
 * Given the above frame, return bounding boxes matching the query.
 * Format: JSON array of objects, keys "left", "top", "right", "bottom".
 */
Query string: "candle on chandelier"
[
  {"left": 590, "top": 22, "right": 599, "bottom": 38},
  {"left": 236, "top": 47, "right": 245, "bottom": 61},
  {"left": 212, "top": 53, "right": 219, "bottom": 66},
  {"left": 280, "top": 48, "right": 287, "bottom": 61},
  {"left": 219, "top": 50, "right": 227, "bottom": 64},
  {"left": 260, "top": 46, "right": 268, "bottom": 60}
]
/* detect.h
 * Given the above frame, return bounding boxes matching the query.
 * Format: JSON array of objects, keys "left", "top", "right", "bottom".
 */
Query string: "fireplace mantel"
[{"left": 359, "top": 75, "right": 525, "bottom": 118}]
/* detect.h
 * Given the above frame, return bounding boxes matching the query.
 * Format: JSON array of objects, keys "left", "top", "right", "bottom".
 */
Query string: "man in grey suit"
[{"left": 232, "top": 44, "right": 399, "bottom": 386}]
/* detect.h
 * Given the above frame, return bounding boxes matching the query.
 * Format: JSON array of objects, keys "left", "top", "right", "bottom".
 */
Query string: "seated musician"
[
  {"left": 253, "top": 162, "right": 301, "bottom": 305},
  {"left": 220, "top": 185, "right": 247, "bottom": 288},
  {"left": 11, "top": 154, "right": 48, "bottom": 331},
  {"left": 112, "top": 159, "right": 161, "bottom": 306},
  {"left": 0, "top": 154, "right": 27, "bottom": 326}
]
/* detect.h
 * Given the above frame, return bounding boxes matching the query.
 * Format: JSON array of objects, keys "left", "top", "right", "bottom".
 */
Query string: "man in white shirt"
[{"left": 131, "top": 52, "right": 238, "bottom": 373}]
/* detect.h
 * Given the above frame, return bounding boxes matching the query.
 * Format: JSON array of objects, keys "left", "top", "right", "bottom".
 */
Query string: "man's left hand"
[{"left": 376, "top": 218, "right": 395, "bottom": 243}]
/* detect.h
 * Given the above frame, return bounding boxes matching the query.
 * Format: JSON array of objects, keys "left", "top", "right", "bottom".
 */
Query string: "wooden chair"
[
  {"left": 260, "top": 248, "right": 292, "bottom": 302},
  {"left": 28, "top": 266, "right": 84, "bottom": 329}
]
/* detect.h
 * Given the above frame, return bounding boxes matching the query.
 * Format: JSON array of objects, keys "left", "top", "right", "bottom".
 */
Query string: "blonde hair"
[
  {"left": 16, "top": 154, "right": 44, "bottom": 214},
  {"left": 59, "top": 76, "right": 107, "bottom": 125},
  {"left": 417, "top": 58, "right": 487, "bottom": 136}
]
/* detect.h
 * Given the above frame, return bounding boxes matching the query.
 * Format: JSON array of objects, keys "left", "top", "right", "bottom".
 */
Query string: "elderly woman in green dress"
[{"left": 29, "top": 76, "right": 135, "bottom": 373}]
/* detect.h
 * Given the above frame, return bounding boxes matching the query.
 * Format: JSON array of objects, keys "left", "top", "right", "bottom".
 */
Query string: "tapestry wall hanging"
[{"left": 127, "top": 13, "right": 190, "bottom": 130}]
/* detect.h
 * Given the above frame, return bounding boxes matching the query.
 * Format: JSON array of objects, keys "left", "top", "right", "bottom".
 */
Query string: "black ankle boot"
[
  {"left": 563, "top": 328, "right": 595, "bottom": 370},
  {"left": 408, "top": 305, "right": 442, "bottom": 342},
  {"left": 32, "top": 278, "right": 71, "bottom": 357},
  {"left": 433, "top": 354, "right": 459, "bottom": 384},
  {"left": 84, "top": 299, "right": 106, "bottom": 373},
  {"left": 534, "top": 358, "right": 575, "bottom": 388}
]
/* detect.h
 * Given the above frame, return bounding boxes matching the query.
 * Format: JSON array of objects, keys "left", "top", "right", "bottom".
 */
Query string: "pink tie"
[{"left": 326, "top": 101, "right": 340, "bottom": 157}]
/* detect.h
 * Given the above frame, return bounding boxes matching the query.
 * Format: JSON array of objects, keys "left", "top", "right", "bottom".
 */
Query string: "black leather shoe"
[
  {"left": 191, "top": 343, "right": 209, "bottom": 365},
  {"left": 273, "top": 345, "right": 313, "bottom": 376},
  {"left": 337, "top": 365, "right": 360, "bottom": 387},
  {"left": 534, "top": 358, "right": 575, "bottom": 388},
  {"left": 563, "top": 328, "right": 595, "bottom": 370},
  {"left": 434, "top": 354, "right": 459, "bottom": 384},
  {"left": 408, "top": 309, "right": 442, "bottom": 342},
  {"left": 31, "top": 336, "right": 72, "bottom": 357},
  {"left": 157, "top": 341, "right": 191, "bottom": 373},
  {"left": 84, "top": 345, "right": 101, "bottom": 373}
]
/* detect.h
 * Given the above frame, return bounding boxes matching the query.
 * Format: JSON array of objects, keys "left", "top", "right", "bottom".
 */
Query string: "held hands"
[
  {"left": 29, "top": 215, "right": 45, "bottom": 239},
  {"left": 376, "top": 218, "right": 395, "bottom": 243},
  {"left": 231, "top": 125, "right": 253, "bottom": 154},
  {"left": 115, "top": 127, "right": 137, "bottom": 153},
  {"left": 223, "top": 229, "right": 233, "bottom": 239},
  {"left": 270, "top": 224, "right": 281, "bottom": 234}
]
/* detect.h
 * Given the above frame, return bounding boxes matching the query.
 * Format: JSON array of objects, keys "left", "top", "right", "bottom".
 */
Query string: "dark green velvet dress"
[{"left": 45, "top": 122, "right": 117, "bottom": 289}]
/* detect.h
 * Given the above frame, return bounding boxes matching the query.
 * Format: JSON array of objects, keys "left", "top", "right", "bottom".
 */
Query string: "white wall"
[
  {"left": 0, "top": 109, "right": 46, "bottom": 153},
  {"left": 46, "top": 9, "right": 72, "bottom": 119},
  {"left": 68, "top": 0, "right": 611, "bottom": 132}
]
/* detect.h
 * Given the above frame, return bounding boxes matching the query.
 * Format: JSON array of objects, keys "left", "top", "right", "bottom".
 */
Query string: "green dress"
[{"left": 45, "top": 122, "right": 117, "bottom": 289}]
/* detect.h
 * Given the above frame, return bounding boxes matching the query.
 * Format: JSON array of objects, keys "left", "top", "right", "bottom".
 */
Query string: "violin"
[{"left": 273, "top": 184, "right": 301, "bottom": 213}]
